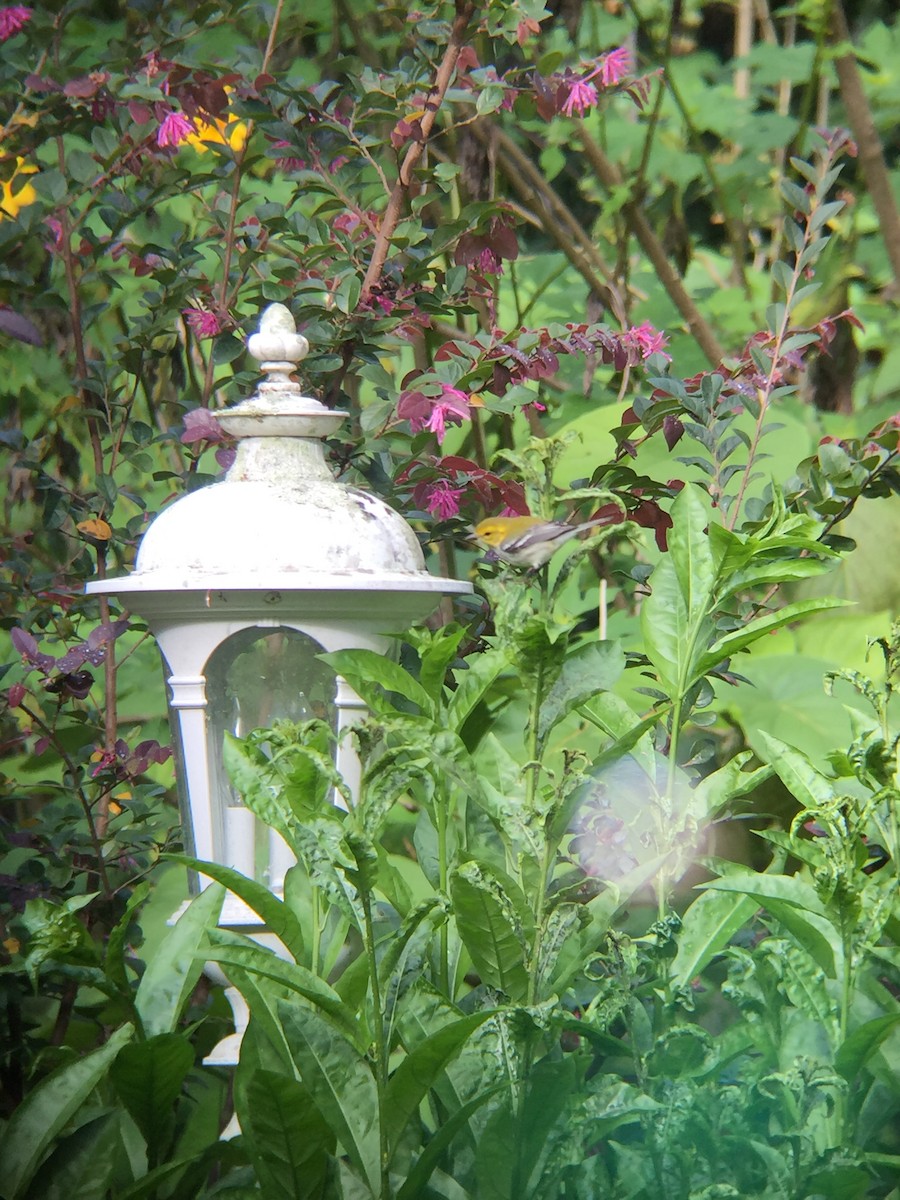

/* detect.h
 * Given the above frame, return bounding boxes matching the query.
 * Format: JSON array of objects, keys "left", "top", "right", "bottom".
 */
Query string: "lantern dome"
[{"left": 92, "top": 303, "right": 469, "bottom": 600}]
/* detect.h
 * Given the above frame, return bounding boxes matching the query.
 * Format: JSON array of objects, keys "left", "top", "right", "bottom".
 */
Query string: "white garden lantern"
[{"left": 87, "top": 303, "right": 471, "bottom": 933}]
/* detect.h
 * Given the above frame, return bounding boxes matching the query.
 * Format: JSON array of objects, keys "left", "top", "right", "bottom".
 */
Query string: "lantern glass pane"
[{"left": 205, "top": 627, "right": 336, "bottom": 889}]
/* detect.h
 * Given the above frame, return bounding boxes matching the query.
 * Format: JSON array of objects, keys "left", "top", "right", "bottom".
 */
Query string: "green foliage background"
[{"left": 0, "top": 0, "right": 899, "bottom": 1197}]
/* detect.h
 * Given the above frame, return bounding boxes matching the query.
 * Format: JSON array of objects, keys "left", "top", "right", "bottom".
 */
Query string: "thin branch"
[
  {"left": 829, "top": 0, "right": 900, "bottom": 288},
  {"left": 470, "top": 121, "right": 628, "bottom": 328},
  {"left": 361, "top": 1, "right": 477, "bottom": 303},
  {"left": 576, "top": 126, "right": 727, "bottom": 365}
]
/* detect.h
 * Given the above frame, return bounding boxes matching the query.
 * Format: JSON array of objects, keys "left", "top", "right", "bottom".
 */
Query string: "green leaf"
[
  {"left": 335, "top": 273, "right": 361, "bottom": 314},
  {"left": 670, "top": 887, "right": 759, "bottom": 988},
  {"left": 0, "top": 1024, "right": 134, "bottom": 1200},
  {"left": 689, "top": 751, "right": 772, "bottom": 819},
  {"left": 450, "top": 863, "right": 529, "bottom": 1001},
  {"left": 384, "top": 1011, "right": 493, "bottom": 1164},
  {"left": 537, "top": 640, "right": 626, "bottom": 744},
  {"left": 321, "top": 648, "right": 435, "bottom": 718},
  {"left": 396, "top": 1083, "right": 510, "bottom": 1200},
  {"left": 135, "top": 884, "right": 224, "bottom": 1038},
  {"left": 239, "top": 1068, "right": 332, "bottom": 1200},
  {"left": 205, "top": 927, "right": 363, "bottom": 1048},
  {"left": 211, "top": 333, "right": 245, "bottom": 364},
  {"left": 220, "top": 735, "right": 298, "bottom": 848},
  {"left": 835, "top": 1014, "right": 900, "bottom": 1082},
  {"left": 697, "top": 598, "right": 849, "bottom": 677},
  {"left": 105, "top": 881, "right": 151, "bottom": 993},
  {"left": 699, "top": 872, "right": 838, "bottom": 974},
  {"left": 698, "top": 870, "right": 827, "bottom": 916},
  {"left": 754, "top": 731, "right": 838, "bottom": 809},
  {"left": 168, "top": 856, "right": 306, "bottom": 962},
  {"left": 24, "top": 1112, "right": 121, "bottom": 1200},
  {"left": 276, "top": 1001, "right": 380, "bottom": 1195},
  {"left": 110, "top": 1033, "right": 193, "bottom": 1162},
  {"left": 641, "top": 488, "right": 718, "bottom": 694}
]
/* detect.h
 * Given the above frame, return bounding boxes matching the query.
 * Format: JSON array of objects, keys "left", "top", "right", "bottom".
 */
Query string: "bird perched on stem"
[{"left": 472, "top": 514, "right": 610, "bottom": 569}]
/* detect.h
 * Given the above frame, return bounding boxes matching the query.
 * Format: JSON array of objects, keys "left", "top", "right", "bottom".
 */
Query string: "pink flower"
[
  {"left": 600, "top": 46, "right": 631, "bottom": 87},
  {"left": 397, "top": 385, "right": 470, "bottom": 445},
  {"left": 623, "top": 321, "right": 670, "bottom": 360},
  {"left": 562, "top": 78, "right": 599, "bottom": 117},
  {"left": 156, "top": 109, "right": 194, "bottom": 148},
  {"left": 184, "top": 308, "right": 221, "bottom": 338},
  {"left": 0, "top": 6, "right": 31, "bottom": 41},
  {"left": 425, "top": 480, "right": 464, "bottom": 520},
  {"left": 425, "top": 387, "right": 470, "bottom": 443},
  {"left": 477, "top": 246, "right": 503, "bottom": 274}
]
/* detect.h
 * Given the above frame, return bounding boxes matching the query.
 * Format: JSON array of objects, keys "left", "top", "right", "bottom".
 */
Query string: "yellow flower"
[
  {"left": 0, "top": 157, "right": 37, "bottom": 220},
  {"left": 186, "top": 113, "right": 247, "bottom": 153}
]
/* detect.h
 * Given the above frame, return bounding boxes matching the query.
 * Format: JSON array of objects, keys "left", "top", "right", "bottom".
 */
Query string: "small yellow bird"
[{"left": 472, "top": 515, "right": 609, "bottom": 569}]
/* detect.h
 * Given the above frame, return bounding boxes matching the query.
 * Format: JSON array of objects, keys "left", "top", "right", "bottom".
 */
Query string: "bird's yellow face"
[{"left": 472, "top": 516, "right": 539, "bottom": 547}]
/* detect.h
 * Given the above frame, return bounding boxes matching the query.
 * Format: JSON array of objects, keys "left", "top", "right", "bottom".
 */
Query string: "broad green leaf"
[
  {"left": 24, "top": 1112, "right": 120, "bottom": 1200},
  {"left": 640, "top": 553, "right": 696, "bottom": 694},
  {"left": 0, "top": 1024, "right": 133, "bottom": 1200},
  {"left": 450, "top": 863, "right": 529, "bottom": 1001},
  {"left": 537, "top": 639, "right": 626, "bottom": 744},
  {"left": 396, "top": 1083, "right": 509, "bottom": 1200},
  {"left": 239, "top": 1068, "right": 331, "bottom": 1200},
  {"left": 475, "top": 1057, "right": 579, "bottom": 1200},
  {"left": 698, "top": 870, "right": 827, "bottom": 916},
  {"left": 205, "top": 927, "right": 363, "bottom": 1048},
  {"left": 321, "top": 648, "right": 435, "bottom": 718},
  {"left": 668, "top": 486, "right": 717, "bottom": 623},
  {"left": 670, "top": 887, "right": 759, "bottom": 988},
  {"left": 276, "top": 1001, "right": 380, "bottom": 1194},
  {"left": 578, "top": 691, "right": 656, "bottom": 779},
  {"left": 135, "top": 883, "right": 224, "bottom": 1038},
  {"left": 541, "top": 903, "right": 590, "bottom": 996},
  {"left": 640, "top": 489, "right": 718, "bottom": 694},
  {"left": 167, "top": 855, "right": 306, "bottom": 962},
  {"left": 700, "top": 872, "right": 838, "bottom": 974},
  {"left": 835, "top": 1014, "right": 900, "bottom": 1082},
  {"left": 110, "top": 1033, "right": 193, "bottom": 1163},
  {"left": 689, "top": 751, "right": 773, "bottom": 819},
  {"left": 417, "top": 625, "right": 467, "bottom": 700},
  {"left": 697, "top": 598, "right": 848, "bottom": 677},
  {"left": 447, "top": 648, "right": 510, "bottom": 733},
  {"left": 384, "top": 1011, "right": 493, "bottom": 1164},
  {"left": 754, "top": 731, "right": 838, "bottom": 809},
  {"left": 221, "top": 734, "right": 298, "bottom": 847},
  {"left": 226, "top": 964, "right": 306, "bottom": 1070}
]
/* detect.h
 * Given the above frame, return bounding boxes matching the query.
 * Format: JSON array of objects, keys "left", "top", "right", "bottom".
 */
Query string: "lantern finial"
[{"left": 246, "top": 303, "right": 309, "bottom": 371}]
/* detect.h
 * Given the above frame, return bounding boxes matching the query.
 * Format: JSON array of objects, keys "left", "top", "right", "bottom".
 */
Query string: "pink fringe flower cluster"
[
  {"left": 396, "top": 385, "right": 471, "bottom": 445},
  {"left": 622, "top": 320, "right": 670, "bottom": 360},
  {"left": 0, "top": 5, "right": 31, "bottom": 41},
  {"left": 562, "top": 46, "right": 632, "bottom": 117},
  {"left": 157, "top": 108, "right": 195, "bottom": 148},
  {"left": 183, "top": 308, "right": 222, "bottom": 339}
]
